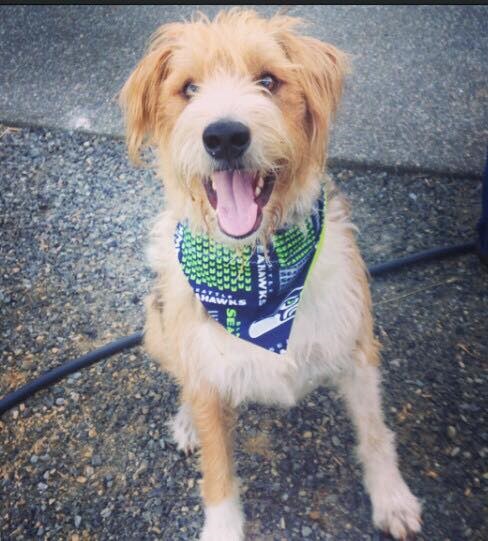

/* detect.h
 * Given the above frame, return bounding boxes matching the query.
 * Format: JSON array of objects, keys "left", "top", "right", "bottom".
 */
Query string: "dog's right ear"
[{"left": 119, "top": 23, "right": 182, "bottom": 163}]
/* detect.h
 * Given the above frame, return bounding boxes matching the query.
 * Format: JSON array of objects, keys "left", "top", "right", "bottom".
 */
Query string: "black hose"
[
  {"left": 369, "top": 241, "right": 477, "bottom": 276},
  {"left": 0, "top": 333, "right": 143, "bottom": 415},
  {"left": 0, "top": 241, "right": 479, "bottom": 416}
]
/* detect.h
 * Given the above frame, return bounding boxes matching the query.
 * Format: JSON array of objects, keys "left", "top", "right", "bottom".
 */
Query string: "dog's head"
[{"left": 120, "top": 9, "right": 348, "bottom": 244}]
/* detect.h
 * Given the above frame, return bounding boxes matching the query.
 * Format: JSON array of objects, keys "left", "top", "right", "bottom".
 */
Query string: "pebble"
[
  {"left": 91, "top": 454, "right": 102, "bottom": 466},
  {"left": 331, "top": 436, "right": 340, "bottom": 447},
  {"left": 74, "top": 515, "right": 82, "bottom": 528},
  {"left": 30, "top": 455, "right": 39, "bottom": 464},
  {"left": 451, "top": 447, "right": 461, "bottom": 457},
  {"left": 302, "top": 526, "right": 312, "bottom": 537},
  {"left": 159, "top": 438, "right": 166, "bottom": 450},
  {"left": 37, "top": 482, "right": 48, "bottom": 492},
  {"left": 101, "top": 507, "right": 112, "bottom": 518},
  {"left": 447, "top": 426, "right": 457, "bottom": 440},
  {"left": 55, "top": 397, "right": 65, "bottom": 406}
]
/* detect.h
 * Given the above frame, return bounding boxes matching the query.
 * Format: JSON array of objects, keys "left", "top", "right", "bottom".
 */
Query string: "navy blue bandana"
[{"left": 174, "top": 189, "right": 326, "bottom": 354}]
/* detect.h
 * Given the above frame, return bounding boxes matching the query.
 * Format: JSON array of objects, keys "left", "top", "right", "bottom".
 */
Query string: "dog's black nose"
[{"left": 202, "top": 121, "right": 251, "bottom": 161}]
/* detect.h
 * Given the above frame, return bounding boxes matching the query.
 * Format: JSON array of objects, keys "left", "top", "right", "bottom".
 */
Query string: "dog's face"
[{"left": 120, "top": 9, "right": 347, "bottom": 244}]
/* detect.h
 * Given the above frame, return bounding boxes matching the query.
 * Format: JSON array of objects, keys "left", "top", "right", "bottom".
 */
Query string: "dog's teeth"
[
  {"left": 257, "top": 177, "right": 265, "bottom": 189},
  {"left": 255, "top": 186, "right": 262, "bottom": 197}
]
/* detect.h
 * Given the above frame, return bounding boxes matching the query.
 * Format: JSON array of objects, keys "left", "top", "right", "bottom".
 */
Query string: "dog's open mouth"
[{"left": 203, "top": 170, "right": 275, "bottom": 238}]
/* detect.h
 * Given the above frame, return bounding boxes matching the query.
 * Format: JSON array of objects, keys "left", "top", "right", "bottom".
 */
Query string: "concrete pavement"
[{"left": 0, "top": 5, "right": 487, "bottom": 175}]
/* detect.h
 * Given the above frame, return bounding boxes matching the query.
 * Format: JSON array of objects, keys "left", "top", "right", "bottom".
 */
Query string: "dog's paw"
[
  {"left": 169, "top": 404, "right": 200, "bottom": 455},
  {"left": 371, "top": 478, "right": 422, "bottom": 540},
  {"left": 200, "top": 495, "right": 244, "bottom": 541}
]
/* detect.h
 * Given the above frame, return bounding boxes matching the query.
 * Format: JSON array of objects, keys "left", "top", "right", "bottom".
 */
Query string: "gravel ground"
[{"left": 0, "top": 127, "right": 487, "bottom": 540}]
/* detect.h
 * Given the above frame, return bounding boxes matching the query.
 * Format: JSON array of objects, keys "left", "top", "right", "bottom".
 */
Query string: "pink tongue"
[{"left": 212, "top": 170, "right": 258, "bottom": 237}]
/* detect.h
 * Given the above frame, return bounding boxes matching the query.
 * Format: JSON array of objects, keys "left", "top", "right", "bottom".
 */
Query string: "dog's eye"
[
  {"left": 257, "top": 73, "right": 278, "bottom": 92},
  {"left": 182, "top": 81, "right": 199, "bottom": 99}
]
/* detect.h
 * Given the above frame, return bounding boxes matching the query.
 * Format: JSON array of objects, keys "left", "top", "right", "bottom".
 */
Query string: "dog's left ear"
[
  {"left": 119, "top": 23, "right": 183, "bottom": 163},
  {"left": 270, "top": 16, "right": 350, "bottom": 166}
]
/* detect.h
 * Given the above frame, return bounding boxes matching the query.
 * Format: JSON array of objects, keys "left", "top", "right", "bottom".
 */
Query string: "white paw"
[
  {"left": 200, "top": 495, "right": 244, "bottom": 541},
  {"left": 169, "top": 404, "right": 199, "bottom": 455},
  {"left": 371, "top": 477, "right": 422, "bottom": 540}
]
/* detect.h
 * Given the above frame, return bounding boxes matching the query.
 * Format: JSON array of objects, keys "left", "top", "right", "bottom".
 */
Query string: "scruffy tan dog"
[{"left": 120, "top": 9, "right": 422, "bottom": 540}]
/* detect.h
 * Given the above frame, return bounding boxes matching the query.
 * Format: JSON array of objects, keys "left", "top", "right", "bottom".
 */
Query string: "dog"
[{"left": 119, "top": 9, "right": 422, "bottom": 540}]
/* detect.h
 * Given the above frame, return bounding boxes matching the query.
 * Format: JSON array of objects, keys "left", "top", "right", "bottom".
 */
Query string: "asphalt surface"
[
  {"left": 0, "top": 5, "right": 487, "bottom": 175},
  {"left": 1, "top": 126, "right": 487, "bottom": 540}
]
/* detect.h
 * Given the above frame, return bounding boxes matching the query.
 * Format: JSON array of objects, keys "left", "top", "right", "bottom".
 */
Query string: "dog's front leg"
[
  {"left": 185, "top": 386, "right": 244, "bottom": 541},
  {"left": 334, "top": 355, "right": 422, "bottom": 540}
]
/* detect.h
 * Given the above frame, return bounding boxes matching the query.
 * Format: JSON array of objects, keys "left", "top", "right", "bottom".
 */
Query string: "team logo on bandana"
[{"left": 174, "top": 189, "right": 326, "bottom": 354}]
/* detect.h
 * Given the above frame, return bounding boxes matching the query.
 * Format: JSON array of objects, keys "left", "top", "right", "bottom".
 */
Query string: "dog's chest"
[
  {"left": 173, "top": 248, "right": 362, "bottom": 407},
  {"left": 150, "top": 202, "right": 364, "bottom": 406}
]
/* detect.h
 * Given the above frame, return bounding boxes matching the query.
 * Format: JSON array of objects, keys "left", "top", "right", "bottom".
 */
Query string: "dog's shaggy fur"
[{"left": 120, "top": 9, "right": 422, "bottom": 540}]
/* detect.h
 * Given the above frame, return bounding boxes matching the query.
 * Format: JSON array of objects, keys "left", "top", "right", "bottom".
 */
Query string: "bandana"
[{"left": 174, "top": 188, "right": 326, "bottom": 354}]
